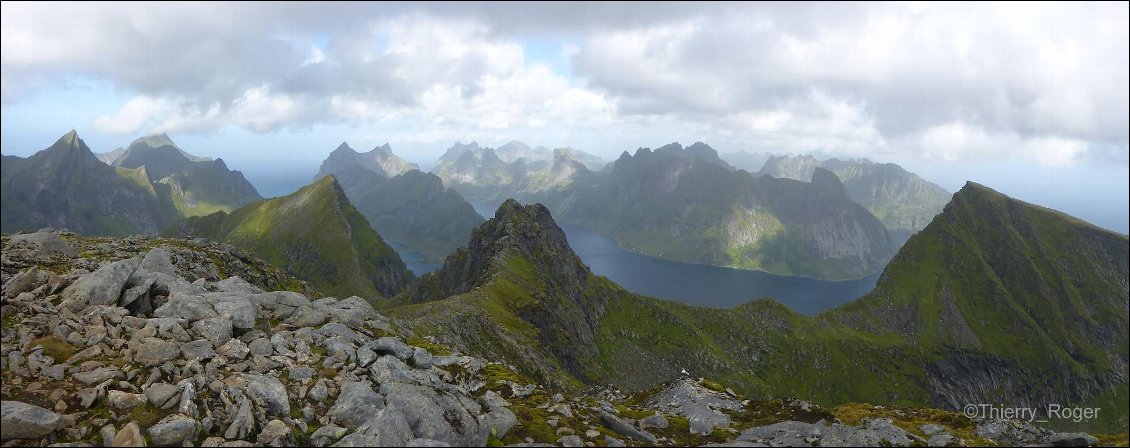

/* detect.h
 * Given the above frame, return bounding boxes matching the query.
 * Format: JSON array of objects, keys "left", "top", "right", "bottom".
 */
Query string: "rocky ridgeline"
[{"left": 0, "top": 230, "right": 1112, "bottom": 447}]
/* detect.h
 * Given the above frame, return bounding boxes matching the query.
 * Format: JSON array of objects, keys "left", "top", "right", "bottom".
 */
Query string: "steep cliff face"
[
  {"left": 169, "top": 176, "right": 413, "bottom": 299},
  {"left": 1, "top": 131, "right": 174, "bottom": 236},
  {"left": 392, "top": 200, "right": 611, "bottom": 387},
  {"left": 758, "top": 155, "right": 952, "bottom": 233},
  {"left": 315, "top": 143, "right": 483, "bottom": 262},
  {"left": 529, "top": 144, "right": 898, "bottom": 279}
]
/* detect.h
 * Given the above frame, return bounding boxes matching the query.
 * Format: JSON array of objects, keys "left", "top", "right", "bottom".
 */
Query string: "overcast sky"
[{"left": 2, "top": 2, "right": 1127, "bottom": 231}]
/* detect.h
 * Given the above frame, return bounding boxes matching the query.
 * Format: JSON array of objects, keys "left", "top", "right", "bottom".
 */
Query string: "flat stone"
[
  {"left": 112, "top": 422, "right": 145, "bottom": 447},
  {"left": 106, "top": 390, "right": 147, "bottom": 411},
  {"left": 72, "top": 367, "right": 122, "bottom": 385},
  {"left": 372, "top": 337, "right": 413, "bottom": 360},
  {"left": 600, "top": 411, "right": 657, "bottom": 444},
  {"left": 180, "top": 339, "right": 216, "bottom": 361},
  {"left": 190, "top": 318, "right": 232, "bottom": 346},
  {"left": 133, "top": 337, "right": 181, "bottom": 366},
  {"left": 146, "top": 414, "right": 199, "bottom": 446},
  {"left": 328, "top": 382, "right": 385, "bottom": 429},
  {"left": 1, "top": 400, "right": 65, "bottom": 440}
]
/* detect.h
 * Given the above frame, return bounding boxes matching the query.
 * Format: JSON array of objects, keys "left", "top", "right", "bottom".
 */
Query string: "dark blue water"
[
  {"left": 409, "top": 199, "right": 880, "bottom": 315},
  {"left": 387, "top": 240, "right": 441, "bottom": 276}
]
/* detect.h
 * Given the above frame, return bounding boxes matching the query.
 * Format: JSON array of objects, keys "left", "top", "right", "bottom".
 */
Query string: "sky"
[{"left": 2, "top": 2, "right": 1128, "bottom": 232}]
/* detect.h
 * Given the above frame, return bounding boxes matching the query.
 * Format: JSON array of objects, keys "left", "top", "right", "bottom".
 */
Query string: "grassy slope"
[
  {"left": 170, "top": 176, "right": 412, "bottom": 299},
  {"left": 389, "top": 184, "right": 1128, "bottom": 432}
]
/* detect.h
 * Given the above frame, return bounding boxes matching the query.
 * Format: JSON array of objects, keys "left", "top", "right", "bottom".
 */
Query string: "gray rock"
[
  {"left": 217, "top": 338, "right": 250, "bottom": 360},
  {"left": 209, "top": 296, "right": 258, "bottom": 330},
  {"left": 407, "top": 438, "right": 451, "bottom": 447},
  {"left": 106, "top": 390, "right": 147, "bottom": 411},
  {"left": 649, "top": 379, "right": 739, "bottom": 436},
  {"left": 604, "top": 436, "right": 627, "bottom": 447},
  {"left": 285, "top": 305, "right": 328, "bottom": 327},
  {"left": 372, "top": 337, "right": 413, "bottom": 360},
  {"left": 600, "top": 411, "right": 657, "bottom": 444},
  {"left": 640, "top": 413, "right": 669, "bottom": 430},
  {"left": 3, "top": 266, "right": 40, "bottom": 298},
  {"left": 410, "top": 348, "right": 433, "bottom": 369},
  {"left": 250, "top": 291, "right": 309, "bottom": 318},
  {"left": 919, "top": 424, "right": 945, "bottom": 436},
  {"left": 557, "top": 435, "right": 583, "bottom": 447},
  {"left": 737, "top": 421, "right": 821, "bottom": 446},
  {"left": 8, "top": 231, "right": 77, "bottom": 259},
  {"left": 309, "top": 424, "right": 347, "bottom": 447},
  {"left": 820, "top": 418, "right": 918, "bottom": 447},
  {"left": 100, "top": 424, "right": 116, "bottom": 447},
  {"left": 191, "top": 318, "right": 233, "bottom": 346},
  {"left": 146, "top": 414, "right": 199, "bottom": 446},
  {"left": 1, "top": 400, "right": 65, "bottom": 440},
  {"left": 287, "top": 366, "right": 316, "bottom": 381},
  {"left": 255, "top": 419, "right": 294, "bottom": 446},
  {"left": 379, "top": 381, "right": 487, "bottom": 447},
  {"left": 153, "top": 294, "right": 217, "bottom": 322},
  {"left": 133, "top": 337, "right": 181, "bottom": 366},
  {"left": 308, "top": 379, "right": 329, "bottom": 402},
  {"left": 248, "top": 338, "right": 274, "bottom": 357},
  {"left": 484, "top": 406, "right": 517, "bottom": 438},
  {"left": 243, "top": 374, "right": 290, "bottom": 417},
  {"left": 181, "top": 339, "right": 216, "bottom": 361},
  {"left": 72, "top": 367, "right": 122, "bottom": 385},
  {"left": 144, "top": 383, "right": 180, "bottom": 409},
  {"left": 62, "top": 257, "right": 141, "bottom": 306},
  {"left": 329, "top": 382, "right": 386, "bottom": 429},
  {"left": 928, "top": 432, "right": 955, "bottom": 447},
  {"left": 332, "top": 405, "right": 412, "bottom": 447},
  {"left": 479, "top": 391, "right": 509, "bottom": 410},
  {"left": 356, "top": 346, "right": 378, "bottom": 367},
  {"left": 215, "top": 276, "right": 262, "bottom": 294},
  {"left": 322, "top": 296, "right": 378, "bottom": 329},
  {"left": 225, "top": 398, "right": 255, "bottom": 441},
  {"left": 1045, "top": 432, "right": 1099, "bottom": 447},
  {"left": 112, "top": 422, "right": 144, "bottom": 447},
  {"left": 140, "top": 247, "right": 178, "bottom": 277}
]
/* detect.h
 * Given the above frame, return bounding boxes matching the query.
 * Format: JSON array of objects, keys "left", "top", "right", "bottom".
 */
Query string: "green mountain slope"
[
  {"left": 1, "top": 131, "right": 175, "bottom": 236},
  {"left": 758, "top": 154, "right": 952, "bottom": 234},
  {"left": 111, "top": 134, "right": 261, "bottom": 216},
  {"left": 167, "top": 175, "right": 413, "bottom": 298},
  {"left": 388, "top": 186, "right": 1129, "bottom": 431},
  {"left": 316, "top": 142, "right": 483, "bottom": 261}
]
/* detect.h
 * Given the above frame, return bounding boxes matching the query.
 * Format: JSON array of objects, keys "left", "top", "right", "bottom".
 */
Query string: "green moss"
[{"left": 30, "top": 335, "right": 79, "bottom": 362}]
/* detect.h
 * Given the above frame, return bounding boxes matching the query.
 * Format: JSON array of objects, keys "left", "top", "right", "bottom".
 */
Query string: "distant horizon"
[{"left": 4, "top": 127, "right": 1126, "bottom": 235}]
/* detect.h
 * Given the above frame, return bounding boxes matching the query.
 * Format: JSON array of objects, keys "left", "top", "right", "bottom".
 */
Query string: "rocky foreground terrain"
[{"left": 1, "top": 230, "right": 1122, "bottom": 447}]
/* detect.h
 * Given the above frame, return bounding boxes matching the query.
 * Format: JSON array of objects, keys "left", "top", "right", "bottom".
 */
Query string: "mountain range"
[
  {"left": 315, "top": 143, "right": 483, "bottom": 262},
  {"left": 1, "top": 131, "right": 261, "bottom": 236},
  {"left": 518, "top": 142, "right": 899, "bottom": 279},
  {"left": 757, "top": 154, "right": 952, "bottom": 236},
  {"left": 386, "top": 183, "right": 1129, "bottom": 432}
]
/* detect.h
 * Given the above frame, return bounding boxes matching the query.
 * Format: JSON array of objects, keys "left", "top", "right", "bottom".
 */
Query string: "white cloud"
[{"left": 3, "top": 2, "right": 1127, "bottom": 168}]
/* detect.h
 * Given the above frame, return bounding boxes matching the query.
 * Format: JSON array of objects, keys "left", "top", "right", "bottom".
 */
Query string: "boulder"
[
  {"left": 242, "top": 374, "right": 290, "bottom": 417},
  {"left": 1, "top": 400, "right": 65, "bottom": 440},
  {"left": 146, "top": 414, "right": 199, "bottom": 446},
  {"left": 62, "top": 257, "right": 141, "bottom": 306}
]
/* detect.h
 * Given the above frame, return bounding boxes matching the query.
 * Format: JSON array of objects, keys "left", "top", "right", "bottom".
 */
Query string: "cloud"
[{"left": 3, "top": 2, "right": 1127, "bottom": 167}]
